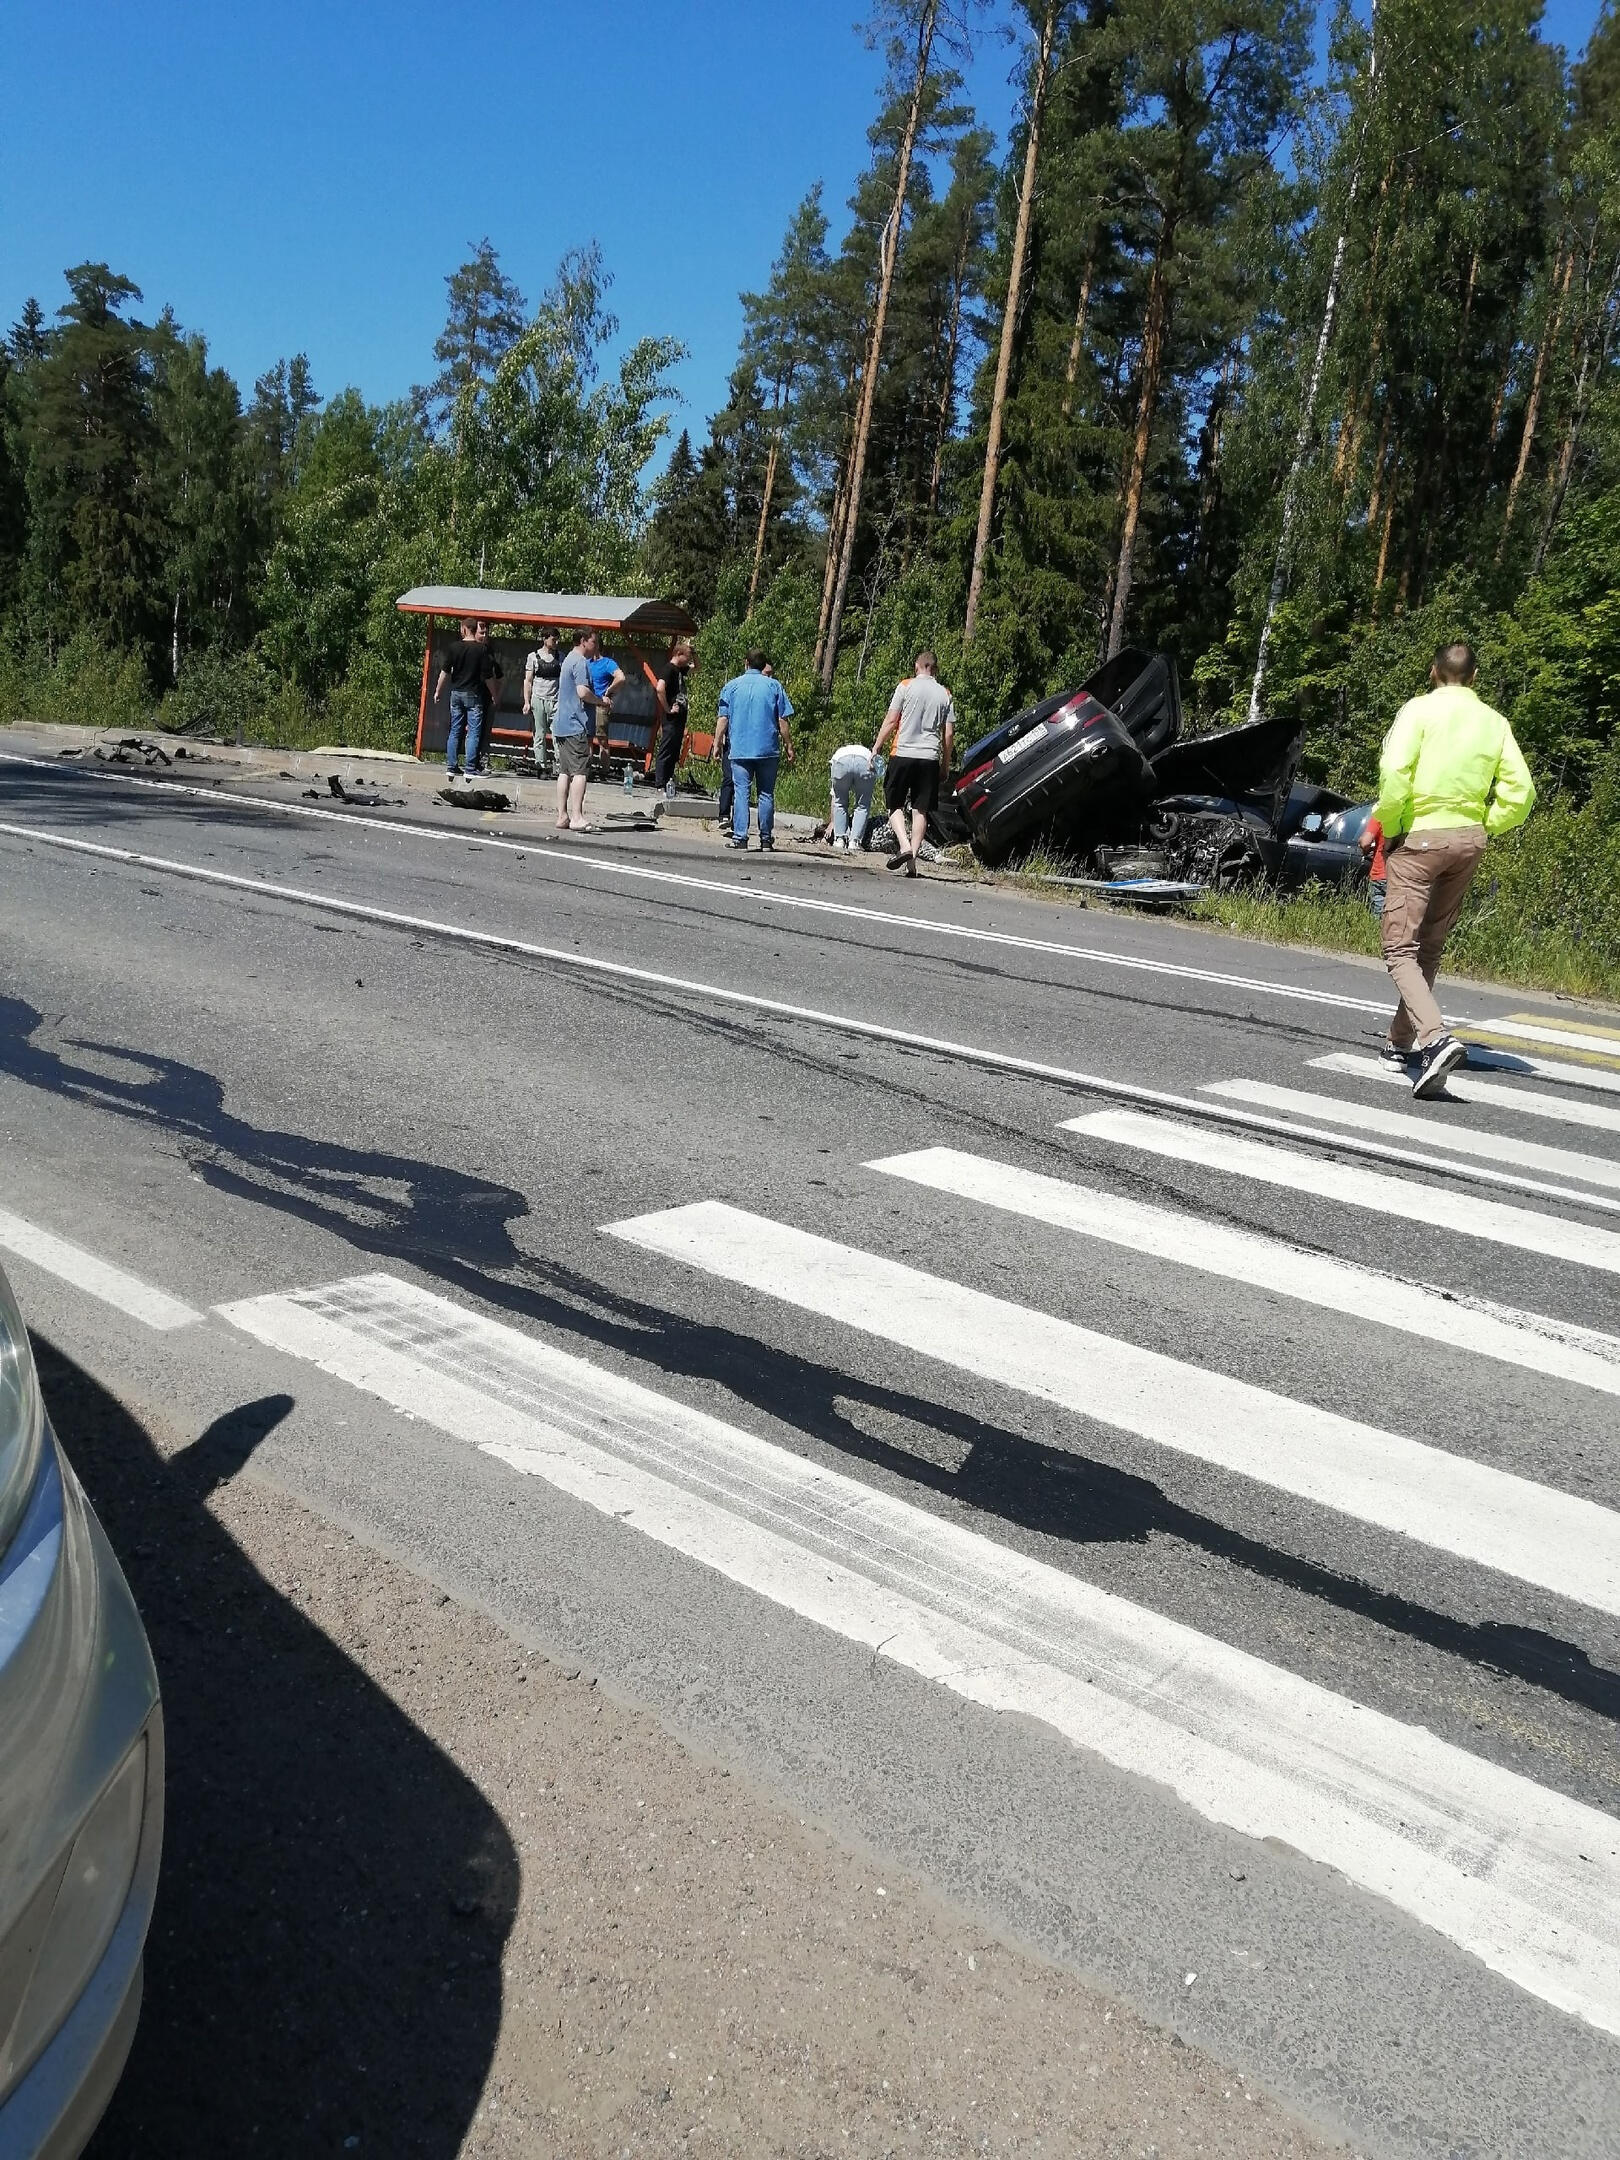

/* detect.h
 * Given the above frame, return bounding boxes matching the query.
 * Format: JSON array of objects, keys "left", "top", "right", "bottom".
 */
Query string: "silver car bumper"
[{"left": 0, "top": 1428, "right": 164, "bottom": 2159}]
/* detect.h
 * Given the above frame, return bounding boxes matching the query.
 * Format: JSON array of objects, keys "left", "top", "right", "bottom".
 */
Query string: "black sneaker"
[
  {"left": 1379, "top": 1042, "right": 1413, "bottom": 1072},
  {"left": 726, "top": 835, "right": 749, "bottom": 850},
  {"left": 759, "top": 836, "right": 774, "bottom": 851},
  {"left": 1412, "top": 1034, "right": 1466, "bottom": 1099}
]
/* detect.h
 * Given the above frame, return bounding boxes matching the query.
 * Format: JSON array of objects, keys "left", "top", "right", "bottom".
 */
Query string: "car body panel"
[{"left": 0, "top": 1260, "right": 163, "bottom": 2160}]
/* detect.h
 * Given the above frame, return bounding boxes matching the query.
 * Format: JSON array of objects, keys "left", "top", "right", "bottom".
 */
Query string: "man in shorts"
[
  {"left": 870, "top": 651, "right": 955, "bottom": 876},
  {"left": 553, "top": 630, "right": 604, "bottom": 830}
]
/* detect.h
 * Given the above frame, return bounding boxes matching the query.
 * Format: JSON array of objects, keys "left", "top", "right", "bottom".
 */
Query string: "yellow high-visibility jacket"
[{"left": 1374, "top": 683, "right": 1536, "bottom": 839}]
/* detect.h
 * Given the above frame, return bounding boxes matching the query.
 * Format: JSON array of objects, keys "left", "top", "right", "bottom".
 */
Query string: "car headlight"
[
  {"left": 0, "top": 1738, "right": 149, "bottom": 2100},
  {"left": 0, "top": 1265, "right": 44, "bottom": 1559}
]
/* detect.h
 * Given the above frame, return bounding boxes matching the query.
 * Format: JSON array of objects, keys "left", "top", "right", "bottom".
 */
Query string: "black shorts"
[{"left": 886, "top": 756, "right": 940, "bottom": 816}]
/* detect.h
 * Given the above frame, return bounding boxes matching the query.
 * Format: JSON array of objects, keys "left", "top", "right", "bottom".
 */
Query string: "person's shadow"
[{"left": 38, "top": 1345, "right": 519, "bottom": 2157}]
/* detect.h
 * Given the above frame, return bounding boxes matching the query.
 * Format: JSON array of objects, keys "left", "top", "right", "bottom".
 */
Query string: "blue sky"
[{"left": 1, "top": 0, "right": 1605, "bottom": 454}]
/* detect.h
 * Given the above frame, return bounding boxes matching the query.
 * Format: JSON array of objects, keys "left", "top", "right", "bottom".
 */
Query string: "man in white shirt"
[{"left": 869, "top": 651, "right": 955, "bottom": 876}]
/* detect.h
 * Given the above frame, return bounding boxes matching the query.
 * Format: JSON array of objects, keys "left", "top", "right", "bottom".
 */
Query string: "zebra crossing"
[{"left": 208, "top": 1023, "right": 1620, "bottom": 2045}]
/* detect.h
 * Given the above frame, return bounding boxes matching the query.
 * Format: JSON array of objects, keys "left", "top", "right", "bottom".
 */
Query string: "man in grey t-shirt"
[
  {"left": 553, "top": 630, "right": 603, "bottom": 830},
  {"left": 869, "top": 651, "right": 956, "bottom": 876}
]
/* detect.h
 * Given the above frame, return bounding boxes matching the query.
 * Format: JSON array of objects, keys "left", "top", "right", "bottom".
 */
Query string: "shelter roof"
[{"left": 395, "top": 586, "right": 696, "bottom": 637}]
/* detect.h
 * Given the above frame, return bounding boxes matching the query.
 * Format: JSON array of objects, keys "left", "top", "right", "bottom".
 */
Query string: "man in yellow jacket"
[{"left": 1369, "top": 642, "right": 1535, "bottom": 1098}]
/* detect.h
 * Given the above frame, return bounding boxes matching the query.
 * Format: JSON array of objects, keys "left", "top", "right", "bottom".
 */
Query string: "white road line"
[
  {"left": 868, "top": 1146, "right": 1620, "bottom": 1399},
  {"left": 1311, "top": 1053, "right": 1620, "bottom": 1135},
  {"left": 0, "top": 816, "right": 1606, "bottom": 1214},
  {"left": 1458, "top": 1044, "right": 1620, "bottom": 1097},
  {"left": 605, "top": 1202, "right": 1620, "bottom": 1616},
  {"left": 218, "top": 1269, "right": 1620, "bottom": 2037},
  {"left": 0, "top": 1205, "right": 199, "bottom": 1330},
  {"left": 1480, "top": 1017, "right": 1620, "bottom": 1058},
  {"left": 0, "top": 749, "right": 1392, "bottom": 1013},
  {"left": 1205, "top": 1079, "right": 1620, "bottom": 1193},
  {"left": 1066, "top": 1108, "right": 1620, "bottom": 1276}
]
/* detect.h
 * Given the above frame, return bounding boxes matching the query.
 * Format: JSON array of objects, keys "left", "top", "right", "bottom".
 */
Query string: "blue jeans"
[
  {"left": 446, "top": 688, "right": 484, "bottom": 773},
  {"left": 829, "top": 749, "right": 876, "bottom": 845},
  {"left": 730, "top": 754, "right": 779, "bottom": 842}
]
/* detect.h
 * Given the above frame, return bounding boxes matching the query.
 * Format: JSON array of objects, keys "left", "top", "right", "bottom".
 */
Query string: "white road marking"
[
  {"left": 1485, "top": 1016, "right": 1620, "bottom": 1057},
  {"left": 0, "top": 750, "right": 1392, "bottom": 1013},
  {"left": 1458, "top": 1044, "right": 1620, "bottom": 1097},
  {"left": 0, "top": 1205, "right": 199, "bottom": 1330},
  {"left": 219, "top": 1271, "right": 1620, "bottom": 2036},
  {"left": 1066, "top": 1108, "right": 1620, "bottom": 1275},
  {"left": 868, "top": 1146, "right": 1620, "bottom": 1398},
  {"left": 1311, "top": 1053, "right": 1620, "bottom": 1135},
  {"left": 605, "top": 1202, "right": 1620, "bottom": 1615},
  {"left": 0, "top": 817, "right": 1602, "bottom": 1213},
  {"left": 1206, "top": 1079, "right": 1620, "bottom": 1193}
]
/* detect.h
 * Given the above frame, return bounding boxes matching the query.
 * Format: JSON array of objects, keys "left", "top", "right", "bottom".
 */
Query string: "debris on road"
[
  {"left": 326, "top": 774, "right": 395, "bottom": 807},
  {"left": 436, "top": 785, "right": 513, "bottom": 812}
]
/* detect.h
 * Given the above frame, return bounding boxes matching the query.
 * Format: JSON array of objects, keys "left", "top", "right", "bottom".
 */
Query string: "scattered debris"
[
  {"left": 56, "top": 747, "right": 83, "bottom": 759},
  {"left": 93, "top": 736, "right": 173, "bottom": 768},
  {"left": 600, "top": 807, "right": 663, "bottom": 831},
  {"left": 436, "top": 786, "right": 512, "bottom": 812},
  {"left": 326, "top": 774, "right": 393, "bottom": 807}
]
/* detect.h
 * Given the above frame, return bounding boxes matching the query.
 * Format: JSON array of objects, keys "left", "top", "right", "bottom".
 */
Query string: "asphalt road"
[{"left": 2, "top": 741, "right": 1618, "bottom": 2159}]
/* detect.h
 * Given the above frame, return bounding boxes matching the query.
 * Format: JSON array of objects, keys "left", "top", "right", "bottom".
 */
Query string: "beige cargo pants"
[{"left": 1380, "top": 824, "right": 1487, "bottom": 1049}]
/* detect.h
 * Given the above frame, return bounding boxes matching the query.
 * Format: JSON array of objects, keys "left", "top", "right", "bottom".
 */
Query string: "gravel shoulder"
[{"left": 46, "top": 1341, "right": 1350, "bottom": 2160}]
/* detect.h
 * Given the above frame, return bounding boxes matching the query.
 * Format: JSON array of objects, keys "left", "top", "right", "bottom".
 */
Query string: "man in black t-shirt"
[
  {"left": 469, "top": 618, "right": 503, "bottom": 773},
  {"left": 433, "top": 617, "right": 499, "bottom": 778},
  {"left": 655, "top": 640, "right": 696, "bottom": 798}
]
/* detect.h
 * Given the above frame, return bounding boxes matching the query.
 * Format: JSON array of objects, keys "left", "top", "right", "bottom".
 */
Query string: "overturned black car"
[{"left": 948, "top": 649, "right": 1373, "bottom": 892}]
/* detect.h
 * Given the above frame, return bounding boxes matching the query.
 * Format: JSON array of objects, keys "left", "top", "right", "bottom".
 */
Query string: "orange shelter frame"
[{"left": 397, "top": 585, "right": 698, "bottom": 773}]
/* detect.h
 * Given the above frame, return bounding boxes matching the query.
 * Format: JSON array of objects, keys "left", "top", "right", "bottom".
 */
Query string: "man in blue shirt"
[
  {"left": 589, "top": 649, "right": 626, "bottom": 715},
  {"left": 716, "top": 649, "right": 795, "bottom": 851}
]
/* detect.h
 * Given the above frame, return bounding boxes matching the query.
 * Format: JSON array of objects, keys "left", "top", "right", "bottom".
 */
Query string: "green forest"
[{"left": 3, "top": 0, "right": 1618, "bottom": 981}]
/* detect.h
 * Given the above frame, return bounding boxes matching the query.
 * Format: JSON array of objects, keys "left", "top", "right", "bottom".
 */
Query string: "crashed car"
[
  {"left": 0, "top": 1261, "right": 163, "bottom": 2157},
  {"left": 950, "top": 650, "right": 1373, "bottom": 894}
]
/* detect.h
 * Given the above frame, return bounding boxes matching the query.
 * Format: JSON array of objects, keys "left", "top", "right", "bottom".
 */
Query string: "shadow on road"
[
  {"left": 5, "top": 993, "right": 1614, "bottom": 1731},
  {"left": 33, "top": 1343, "right": 518, "bottom": 2158}
]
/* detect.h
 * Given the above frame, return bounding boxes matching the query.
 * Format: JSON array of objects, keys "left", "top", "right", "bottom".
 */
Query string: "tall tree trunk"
[
  {"left": 928, "top": 258, "right": 967, "bottom": 516},
  {"left": 812, "top": 373, "right": 858, "bottom": 678},
  {"left": 1372, "top": 464, "right": 1398, "bottom": 599},
  {"left": 1415, "top": 248, "right": 1479, "bottom": 597},
  {"left": 1106, "top": 237, "right": 1173, "bottom": 659},
  {"left": 1532, "top": 250, "right": 1620, "bottom": 576},
  {"left": 747, "top": 435, "right": 780, "bottom": 614},
  {"left": 1485, "top": 348, "right": 1511, "bottom": 448},
  {"left": 172, "top": 591, "right": 181, "bottom": 687},
  {"left": 1497, "top": 247, "right": 1572, "bottom": 558},
  {"left": 1247, "top": 0, "right": 1377, "bottom": 721},
  {"left": 1365, "top": 401, "right": 1393, "bottom": 528},
  {"left": 965, "top": 0, "right": 1061, "bottom": 646},
  {"left": 818, "top": 0, "right": 941, "bottom": 692},
  {"left": 1061, "top": 241, "right": 1096, "bottom": 417}
]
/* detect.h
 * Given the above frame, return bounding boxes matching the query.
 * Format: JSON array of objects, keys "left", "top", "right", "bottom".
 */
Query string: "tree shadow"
[
  {"left": 35, "top": 1346, "right": 519, "bottom": 2157},
  {"left": 5, "top": 995, "right": 1613, "bottom": 1730}
]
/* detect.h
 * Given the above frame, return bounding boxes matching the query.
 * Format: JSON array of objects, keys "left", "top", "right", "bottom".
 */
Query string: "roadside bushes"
[{"left": 0, "top": 631, "right": 153, "bottom": 733}]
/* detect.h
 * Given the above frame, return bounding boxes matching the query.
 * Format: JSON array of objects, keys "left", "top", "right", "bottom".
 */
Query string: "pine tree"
[
  {"left": 1100, "top": 0, "right": 1310, "bottom": 658},
  {"left": 25, "top": 264, "right": 160, "bottom": 655},
  {"left": 424, "top": 239, "right": 527, "bottom": 434}
]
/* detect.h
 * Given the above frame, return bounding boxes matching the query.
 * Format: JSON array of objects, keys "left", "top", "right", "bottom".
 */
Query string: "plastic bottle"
[{"left": 623, "top": 765, "right": 635, "bottom": 796}]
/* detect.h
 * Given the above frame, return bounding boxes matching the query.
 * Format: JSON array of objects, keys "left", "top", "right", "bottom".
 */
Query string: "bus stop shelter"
[{"left": 397, "top": 586, "right": 698, "bottom": 769}]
